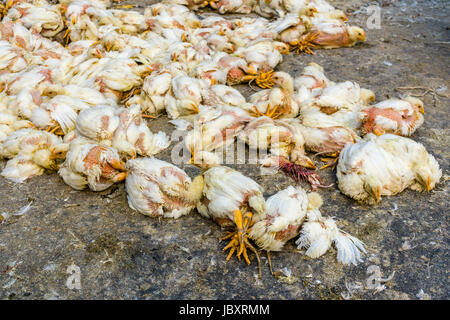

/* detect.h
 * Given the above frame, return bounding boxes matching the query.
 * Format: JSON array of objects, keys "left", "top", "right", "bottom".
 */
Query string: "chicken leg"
[
  {"left": 290, "top": 33, "right": 319, "bottom": 55},
  {"left": 222, "top": 209, "right": 262, "bottom": 276}
]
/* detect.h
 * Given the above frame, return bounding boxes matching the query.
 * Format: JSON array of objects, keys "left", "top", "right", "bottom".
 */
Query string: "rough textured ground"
[{"left": 0, "top": 0, "right": 448, "bottom": 300}]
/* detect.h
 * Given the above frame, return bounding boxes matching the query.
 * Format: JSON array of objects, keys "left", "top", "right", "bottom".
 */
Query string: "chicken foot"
[{"left": 222, "top": 209, "right": 262, "bottom": 277}]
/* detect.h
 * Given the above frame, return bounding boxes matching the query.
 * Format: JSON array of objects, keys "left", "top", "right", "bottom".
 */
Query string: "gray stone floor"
[{"left": 0, "top": 0, "right": 448, "bottom": 299}]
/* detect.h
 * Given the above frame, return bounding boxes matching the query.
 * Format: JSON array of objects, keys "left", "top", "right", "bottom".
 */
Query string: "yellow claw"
[
  {"left": 48, "top": 125, "right": 61, "bottom": 134},
  {"left": 233, "top": 209, "right": 244, "bottom": 233},
  {"left": 291, "top": 33, "right": 318, "bottom": 55},
  {"left": 252, "top": 103, "right": 281, "bottom": 119},
  {"left": 255, "top": 70, "right": 275, "bottom": 89},
  {"left": 319, "top": 152, "right": 340, "bottom": 170},
  {"left": 115, "top": 4, "right": 135, "bottom": 9}
]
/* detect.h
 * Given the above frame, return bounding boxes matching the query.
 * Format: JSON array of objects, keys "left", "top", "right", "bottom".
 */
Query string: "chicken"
[
  {"left": 246, "top": 71, "right": 299, "bottom": 118},
  {"left": 336, "top": 133, "right": 442, "bottom": 204},
  {"left": 0, "top": 110, "right": 34, "bottom": 143},
  {"left": 283, "top": 0, "right": 348, "bottom": 20},
  {"left": 5, "top": 1, "right": 64, "bottom": 37},
  {"left": 238, "top": 116, "right": 315, "bottom": 169},
  {"left": 235, "top": 40, "right": 288, "bottom": 71},
  {"left": 125, "top": 157, "right": 204, "bottom": 218},
  {"left": 76, "top": 104, "right": 170, "bottom": 158},
  {"left": 75, "top": 104, "right": 119, "bottom": 142},
  {"left": 295, "top": 208, "right": 366, "bottom": 266},
  {"left": 298, "top": 121, "right": 357, "bottom": 156},
  {"left": 31, "top": 94, "right": 91, "bottom": 134},
  {"left": 292, "top": 19, "right": 365, "bottom": 54},
  {"left": 307, "top": 80, "right": 375, "bottom": 115},
  {"left": 248, "top": 186, "right": 312, "bottom": 252},
  {"left": 0, "top": 128, "right": 68, "bottom": 183},
  {"left": 361, "top": 96, "right": 424, "bottom": 136},
  {"left": 185, "top": 105, "right": 252, "bottom": 158},
  {"left": 293, "top": 62, "right": 333, "bottom": 98},
  {"left": 165, "top": 74, "right": 210, "bottom": 119},
  {"left": 58, "top": 137, "right": 127, "bottom": 191},
  {"left": 201, "top": 84, "right": 246, "bottom": 107},
  {"left": 139, "top": 69, "right": 176, "bottom": 115},
  {"left": 197, "top": 165, "right": 266, "bottom": 271},
  {"left": 210, "top": 0, "right": 256, "bottom": 14}
]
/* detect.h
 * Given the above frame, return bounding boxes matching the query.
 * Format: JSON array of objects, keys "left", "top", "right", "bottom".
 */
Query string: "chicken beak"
[
  {"left": 246, "top": 65, "right": 258, "bottom": 76},
  {"left": 425, "top": 176, "right": 431, "bottom": 192},
  {"left": 190, "top": 103, "right": 199, "bottom": 114},
  {"left": 419, "top": 106, "right": 425, "bottom": 114},
  {"left": 210, "top": 78, "right": 216, "bottom": 86},
  {"left": 372, "top": 187, "right": 381, "bottom": 203},
  {"left": 295, "top": 157, "right": 316, "bottom": 170},
  {"left": 115, "top": 172, "right": 128, "bottom": 182},
  {"left": 360, "top": 32, "right": 366, "bottom": 42}
]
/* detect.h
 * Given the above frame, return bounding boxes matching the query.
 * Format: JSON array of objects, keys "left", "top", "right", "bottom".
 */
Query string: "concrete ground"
[{"left": 0, "top": 0, "right": 448, "bottom": 300}]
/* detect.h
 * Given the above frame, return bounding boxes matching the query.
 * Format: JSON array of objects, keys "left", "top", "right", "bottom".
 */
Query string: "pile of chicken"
[{"left": 0, "top": 0, "right": 441, "bottom": 275}]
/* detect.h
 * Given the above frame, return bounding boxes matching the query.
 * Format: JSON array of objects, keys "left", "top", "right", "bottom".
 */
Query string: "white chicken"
[
  {"left": 76, "top": 104, "right": 170, "bottom": 158},
  {"left": 336, "top": 133, "right": 442, "bottom": 204},
  {"left": 58, "top": 137, "right": 127, "bottom": 191},
  {"left": 249, "top": 185, "right": 313, "bottom": 252},
  {"left": 238, "top": 116, "right": 315, "bottom": 169},
  {"left": 0, "top": 128, "right": 68, "bottom": 183},
  {"left": 288, "top": 17, "right": 364, "bottom": 55},
  {"left": 361, "top": 96, "right": 424, "bottom": 136},
  {"left": 5, "top": 0, "right": 64, "bottom": 37},
  {"left": 245, "top": 71, "right": 299, "bottom": 118},
  {"left": 165, "top": 74, "right": 210, "bottom": 119},
  {"left": 185, "top": 105, "right": 252, "bottom": 159},
  {"left": 250, "top": 186, "right": 365, "bottom": 267},
  {"left": 197, "top": 165, "right": 266, "bottom": 270},
  {"left": 125, "top": 157, "right": 204, "bottom": 218}
]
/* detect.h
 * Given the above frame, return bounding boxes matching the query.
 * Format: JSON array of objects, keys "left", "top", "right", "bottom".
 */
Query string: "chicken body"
[
  {"left": 125, "top": 157, "right": 203, "bottom": 218},
  {"left": 337, "top": 133, "right": 442, "bottom": 204},
  {"left": 58, "top": 137, "right": 126, "bottom": 191},
  {"left": 361, "top": 97, "right": 424, "bottom": 136},
  {"left": 0, "top": 128, "right": 67, "bottom": 182},
  {"left": 76, "top": 104, "right": 170, "bottom": 158}
]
